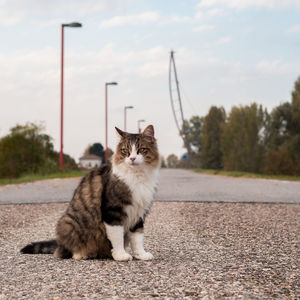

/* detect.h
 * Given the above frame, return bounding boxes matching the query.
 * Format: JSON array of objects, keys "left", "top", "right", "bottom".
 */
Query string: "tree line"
[
  {"left": 0, "top": 123, "right": 77, "bottom": 178},
  {"left": 167, "top": 76, "right": 300, "bottom": 175},
  {"left": 0, "top": 121, "right": 117, "bottom": 178}
]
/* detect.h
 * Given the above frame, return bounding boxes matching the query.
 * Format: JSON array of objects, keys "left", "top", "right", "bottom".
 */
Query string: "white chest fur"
[{"left": 112, "top": 164, "right": 159, "bottom": 231}]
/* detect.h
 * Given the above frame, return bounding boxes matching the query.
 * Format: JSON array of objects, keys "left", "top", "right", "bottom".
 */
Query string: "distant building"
[{"left": 79, "top": 155, "right": 102, "bottom": 169}]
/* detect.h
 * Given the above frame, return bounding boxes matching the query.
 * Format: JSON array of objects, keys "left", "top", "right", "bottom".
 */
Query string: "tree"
[
  {"left": 167, "top": 154, "right": 179, "bottom": 168},
  {"left": 263, "top": 76, "right": 300, "bottom": 174},
  {"left": 179, "top": 116, "right": 203, "bottom": 168},
  {"left": 89, "top": 143, "right": 104, "bottom": 159},
  {"left": 201, "top": 106, "right": 225, "bottom": 169},
  {"left": 0, "top": 123, "right": 77, "bottom": 178},
  {"left": 0, "top": 123, "right": 48, "bottom": 177},
  {"left": 221, "top": 103, "right": 266, "bottom": 173},
  {"left": 290, "top": 76, "right": 300, "bottom": 170},
  {"left": 183, "top": 116, "right": 203, "bottom": 153},
  {"left": 264, "top": 102, "right": 291, "bottom": 149},
  {"left": 161, "top": 156, "right": 167, "bottom": 168},
  {"left": 83, "top": 144, "right": 92, "bottom": 156}
]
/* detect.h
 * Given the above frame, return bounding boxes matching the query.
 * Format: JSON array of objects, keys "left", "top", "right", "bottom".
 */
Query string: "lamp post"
[
  {"left": 105, "top": 82, "right": 118, "bottom": 164},
  {"left": 60, "top": 22, "right": 82, "bottom": 171},
  {"left": 138, "top": 119, "right": 145, "bottom": 133},
  {"left": 124, "top": 106, "right": 134, "bottom": 132}
]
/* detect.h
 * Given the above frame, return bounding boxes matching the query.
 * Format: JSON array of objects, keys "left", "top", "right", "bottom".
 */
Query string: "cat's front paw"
[
  {"left": 133, "top": 251, "right": 154, "bottom": 261},
  {"left": 112, "top": 250, "right": 133, "bottom": 261}
]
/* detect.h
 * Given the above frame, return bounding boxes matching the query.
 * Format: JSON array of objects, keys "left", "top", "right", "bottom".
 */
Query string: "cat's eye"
[
  {"left": 121, "top": 148, "right": 128, "bottom": 155},
  {"left": 138, "top": 148, "right": 146, "bottom": 154}
]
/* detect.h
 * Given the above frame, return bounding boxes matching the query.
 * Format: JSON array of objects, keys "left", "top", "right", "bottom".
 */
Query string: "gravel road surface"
[
  {"left": 0, "top": 169, "right": 300, "bottom": 205},
  {"left": 0, "top": 169, "right": 299, "bottom": 299},
  {"left": 0, "top": 202, "right": 299, "bottom": 299}
]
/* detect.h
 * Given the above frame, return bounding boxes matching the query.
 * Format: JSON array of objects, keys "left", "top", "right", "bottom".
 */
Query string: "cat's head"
[{"left": 113, "top": 125, "right": 160, "bottom": 169}]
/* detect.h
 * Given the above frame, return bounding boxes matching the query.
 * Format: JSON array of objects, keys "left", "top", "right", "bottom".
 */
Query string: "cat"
[{"left": 21, "top": 125, "right": 160, "bottom": 261}]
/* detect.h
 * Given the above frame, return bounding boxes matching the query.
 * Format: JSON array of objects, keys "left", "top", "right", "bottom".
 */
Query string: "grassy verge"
[
  {"left": 193, "top": 169, "right": 300, "bottom": 181},
  {"left": 0, "top": 170, "right": 90, "bottom": 186}
]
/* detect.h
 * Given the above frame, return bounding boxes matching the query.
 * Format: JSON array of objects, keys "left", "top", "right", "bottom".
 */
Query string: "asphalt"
[{"left": 0, "top": 169, "right": 300, "bottom": 205}]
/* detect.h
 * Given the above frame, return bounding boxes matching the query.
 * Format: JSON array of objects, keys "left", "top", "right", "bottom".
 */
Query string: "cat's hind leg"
[
  {"left": 53, "top": 245, "right": 72, "bottom": 259},
  {"left": 124, "top": 233, "right": 131, "bottom": 253}
]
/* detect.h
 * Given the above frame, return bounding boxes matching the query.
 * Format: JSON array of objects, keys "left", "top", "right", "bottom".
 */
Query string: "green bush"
[{"left": 0, "top": 123, "right": 77, "bottom": 178}]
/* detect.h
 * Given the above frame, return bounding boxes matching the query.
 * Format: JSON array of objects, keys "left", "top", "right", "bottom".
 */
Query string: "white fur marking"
[
  {"left": 112, "top": 162, "right": 159, "bottom": 232},
  {"left": 125, "top": 144, "right": 144, "bottom": 166},
  {"left": 130, "top": 232, "right": 153, "bottom": 260},
  {"left": 104, "top": 223, "right": 132, "bottom": 261}
]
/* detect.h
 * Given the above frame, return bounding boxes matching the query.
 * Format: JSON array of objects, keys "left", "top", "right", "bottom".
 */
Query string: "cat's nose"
[{"left": 130, "top": 157, "right": 136, "bottom": 162}]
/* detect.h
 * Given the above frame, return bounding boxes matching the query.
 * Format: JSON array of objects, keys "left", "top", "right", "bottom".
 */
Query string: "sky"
[{"left": 1, "top": 0, "right": 300, "bottom": 162}]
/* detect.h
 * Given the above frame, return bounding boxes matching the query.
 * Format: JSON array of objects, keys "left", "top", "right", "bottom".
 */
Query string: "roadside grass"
[
  {"left": 193, "top": 169, "right": 300, "bottom": 181},
  {"left": 0, "top": 170, "right": 89, "bottom": 186}
]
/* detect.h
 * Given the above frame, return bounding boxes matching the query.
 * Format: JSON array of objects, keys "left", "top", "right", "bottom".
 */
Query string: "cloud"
[
  {"left": 194, "top": 11, "right": 203, "bottom": 19},
  {"left": 192, "top": 25, "right": 215, "bottom": 32},
  {"left": 100, "top": 12, "right": 192, "bottom": 28},
  {"left": 197, "top": 0, "right": 300, "bottom": 10},
  {"left": 256, "top": 60, "right": 290, "bottom": 75},
  {"left": 0, "top": 11, "right": 20, "bottom": 26},
  {"left": 287, "top": 25, "right": 300, "bottom": 33},
  {"left": 207, "top": 8, "right": 223, "bottom": 16},
  {"left": 0, "top": 0, "right": 136, "bottom": 26},
  {"left": 165, "top": 15, "right": 191, "bottom": 24},
  {"left": 215, "top": 36, "right": 232, "bottom": 44},
  {"left": 100, "top": 12, "right": 160, "bottom": 28}
]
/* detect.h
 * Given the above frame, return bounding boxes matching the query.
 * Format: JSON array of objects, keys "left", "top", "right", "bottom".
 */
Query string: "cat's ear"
[
  {"left": 142, "top": 125, "right": 155, "bottom": 141},
  {"left": 115, "top": 127, "right": 126, "bottom": 138}
]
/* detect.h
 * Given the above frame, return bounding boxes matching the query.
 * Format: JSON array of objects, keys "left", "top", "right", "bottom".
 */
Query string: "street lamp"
[
  {"left": 124, "top": 106, "right": 134, "bottom": 132},
  {"left": 138, "top": 119, "right": 145, "bottom": 133},
  {"left": 105, "top": 82, "right": 118, "bottom": 164},
  {"left": 60, "top": 22, "right": 82, "bottom": 171}
]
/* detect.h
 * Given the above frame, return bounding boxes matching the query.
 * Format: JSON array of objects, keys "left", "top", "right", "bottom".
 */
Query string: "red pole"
[
  {"left": 105, "top": 84, "right": 108, "bottom": 164},
  {"left": 60, "top": 25, "right": 64, "bottom": 170}
]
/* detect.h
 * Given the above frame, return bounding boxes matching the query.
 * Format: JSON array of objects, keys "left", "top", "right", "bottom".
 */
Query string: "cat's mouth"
[{"left": 128, "top": 160, "right": 140, "bottom": 166}]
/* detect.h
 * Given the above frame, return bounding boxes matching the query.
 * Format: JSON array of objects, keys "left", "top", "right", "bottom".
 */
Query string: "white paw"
[
  {"left": 133, "top": 251, "right": 154, "bottom": 261},
  {"left": 112, "top": 250, "right": 133, "bottom": 261}
]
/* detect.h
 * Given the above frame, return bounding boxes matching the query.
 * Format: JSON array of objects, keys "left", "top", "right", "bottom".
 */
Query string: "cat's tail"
[{"left": 20, "top": 239, "right": 57, "bottom": 254}]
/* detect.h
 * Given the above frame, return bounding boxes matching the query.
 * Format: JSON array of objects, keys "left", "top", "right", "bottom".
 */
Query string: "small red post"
[{"left": 60, "top": 25, "right": 64, "bottom": 171}]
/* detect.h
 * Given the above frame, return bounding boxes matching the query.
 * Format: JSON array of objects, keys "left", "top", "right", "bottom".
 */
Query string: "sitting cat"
[{"left": 21, "top": 125, "right": 160, "bottom": 261}]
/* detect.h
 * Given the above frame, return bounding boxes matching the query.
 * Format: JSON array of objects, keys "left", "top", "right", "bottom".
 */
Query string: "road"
[
  {"left": 0, "top": 169, "right": 299, "bottom": 299},
  {"left": 0, "top": 169, "right": 299, "bottom": 205}
]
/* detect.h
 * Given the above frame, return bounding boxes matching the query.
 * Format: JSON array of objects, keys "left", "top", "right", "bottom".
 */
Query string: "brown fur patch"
[{"left": 55, "top": 166, "right": 113, "bottom": 259}]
